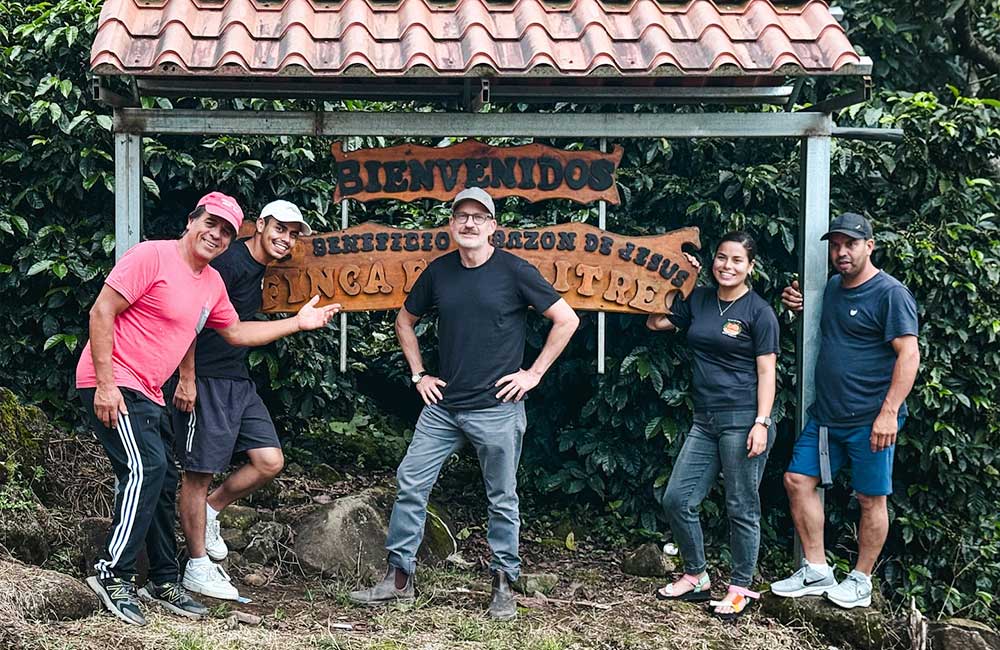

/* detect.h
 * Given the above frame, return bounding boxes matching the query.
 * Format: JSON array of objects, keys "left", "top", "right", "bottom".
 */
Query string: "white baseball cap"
[
  {"left": 452, "top": 187, "right": 495, "bottom": 217},
  {"left": 259, "top": 200, "right": 312, "bottom": 236}
]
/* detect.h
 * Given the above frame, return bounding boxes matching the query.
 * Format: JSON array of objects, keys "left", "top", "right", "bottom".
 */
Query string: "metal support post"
[
  {"left": 340, "top": 198, "right": 349, "bottom": 373},
  {"left": 114, "top": 125, "right": 143, "bottom": 260},
  {"left": 597, "top": 138, "right": 607, "bottom": 374},
  {"left": 794, "top": 135, "right": 831, "bottom": 561}
]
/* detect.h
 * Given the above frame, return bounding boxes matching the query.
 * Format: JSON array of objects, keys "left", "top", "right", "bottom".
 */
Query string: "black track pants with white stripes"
[{"left": 79, "top": 387, "right": 179, "bottom": 584}]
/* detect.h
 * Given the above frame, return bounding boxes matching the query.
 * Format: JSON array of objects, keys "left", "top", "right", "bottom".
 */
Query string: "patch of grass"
[
  {"left": 310, "top": 636, "right": 354, "bottom": 650},
  {"left": 527, "top": 635, "right": 574, "bottom": 650},
  {"left": 323, "top": 581, "right": 357, "bottom": 608},
  {"left": 361, "top": 641, "right": 406, "bottom": 650},
  {"left": 208, "top": 602, "right": 232, "bottom": 619},
  {"left": 170, "top": 630, "right": 209, "bottom": 650},
  {"left": 449, "top": 616, "right": 494, "bottom": 642},
  {"left": 415, "top": 566, "right": 476, "bottom": 592}
]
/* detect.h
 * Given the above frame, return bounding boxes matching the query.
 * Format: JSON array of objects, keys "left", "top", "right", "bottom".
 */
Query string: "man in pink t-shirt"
[{"left": 77, "top": 192, "right": 340, "bottom": 627}]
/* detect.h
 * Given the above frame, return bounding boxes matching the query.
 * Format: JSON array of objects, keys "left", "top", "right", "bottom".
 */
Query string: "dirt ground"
[
  {"left": 7, "top": 554, "right": 831, "bottom": 650},
  {"left": 3, "top": 437, "right": 831, "bottom": 650}
]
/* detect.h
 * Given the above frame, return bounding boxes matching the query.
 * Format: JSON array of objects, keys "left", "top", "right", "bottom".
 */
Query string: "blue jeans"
[
  {"left": 386, "top": 402, "right": 527, "bottom": 580},
  {"left": 661, "top": 409, "right": 775, "bottom": 587}
]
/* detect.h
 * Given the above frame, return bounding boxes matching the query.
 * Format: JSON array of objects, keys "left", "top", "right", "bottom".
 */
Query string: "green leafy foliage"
[{"left": 1, "top": 0, "right": 998, "bottom": 627}]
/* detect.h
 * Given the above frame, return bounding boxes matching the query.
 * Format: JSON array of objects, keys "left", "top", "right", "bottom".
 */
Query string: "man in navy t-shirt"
[
  {"left": 348, "top": 188, "right": 579, "bottom": 620},
  {"left": 772, "top": 213, "right": 920, "bottom": 609}
]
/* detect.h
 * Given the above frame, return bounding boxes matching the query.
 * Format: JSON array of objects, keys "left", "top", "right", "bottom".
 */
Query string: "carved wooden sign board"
[
  {"left": 259, "top": 222, "right": 701, "bottom": 315},
  {"left": 332, "top": 140, "right": 624, "bottom": 205}
]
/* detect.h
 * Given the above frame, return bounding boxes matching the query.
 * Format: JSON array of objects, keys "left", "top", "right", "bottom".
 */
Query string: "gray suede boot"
[
  {"left": 348, "top": 566, "right": 415, "bottom": 605},
  {"left": 488, "top": 571, "right": 517, "bottom": 620}
]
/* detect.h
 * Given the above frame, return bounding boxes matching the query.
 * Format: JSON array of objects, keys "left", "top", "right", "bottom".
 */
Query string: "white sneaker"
[
  {"left": 205, "top": 517, "right": 228, "bottom": 561},
  {"left": 182, "top": 560, "right": 239, "bottom": 601},
  {"left": 824, "top": 570, "right": 873, "bottom": 609},
  {"left": 770, "top": 560, "right": 837, "bottom": 597}
]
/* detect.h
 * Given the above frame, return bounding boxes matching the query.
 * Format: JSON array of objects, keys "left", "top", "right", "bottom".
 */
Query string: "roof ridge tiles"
[
  {"left": 100, "top": 0, "right": 845, "bottom": 42},
  {"left": 105, "top": 0, "right": 832, "bottom": 19}
]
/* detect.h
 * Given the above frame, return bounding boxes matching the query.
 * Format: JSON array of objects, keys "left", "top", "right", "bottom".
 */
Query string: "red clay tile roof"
[{"left": 90, "top": 0, "right": 866, "bottom": 78}]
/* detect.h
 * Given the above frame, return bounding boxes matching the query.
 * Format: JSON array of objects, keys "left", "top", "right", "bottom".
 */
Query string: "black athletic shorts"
[{"left": 164, "top": 376, "right": 279, "bottom": 474}]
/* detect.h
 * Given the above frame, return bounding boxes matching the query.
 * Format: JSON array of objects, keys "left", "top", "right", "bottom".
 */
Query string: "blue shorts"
[{"left": 787, "top": 417, "right": 904, "bottom": 496}]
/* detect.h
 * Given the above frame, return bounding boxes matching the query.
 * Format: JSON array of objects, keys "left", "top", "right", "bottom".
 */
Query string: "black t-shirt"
[
  {"left": 810, "top": 271, "right": 919, "bottom": 427},
  {"left": 404, "top": 249, "right": 561, "bottom": 411},
  {"left": 668, "top": 286, "right": 780, "bottom": 412},
  {"left": 194, "top": 240, "right": 266, "bottom": 379}
]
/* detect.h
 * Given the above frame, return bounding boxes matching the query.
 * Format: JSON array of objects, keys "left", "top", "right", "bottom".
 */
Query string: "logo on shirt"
[
  {"left": 850, "top": 308, "right": 859, "bottom": 316},
  {"left": 722, "top": 319, "right": 743, "bottom": 338}
]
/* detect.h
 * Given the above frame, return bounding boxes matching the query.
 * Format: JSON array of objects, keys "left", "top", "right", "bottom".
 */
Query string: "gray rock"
[
  {"left": 760, "top": 591, "right": 898, "bottom": 650},
  {"left": 221, "top": 527, "right": 250, "bottom": 552},
  {"left": 621, "top": 542, "right": 676, "bottom": 577},
  {"left": 313, "top": 463, "right": 344, "bottom": 484},
  {"left": 242, "top": 572, "right": 268, "bottom": 588},
  {"left": 293, "top": 492, "right": 389, "bottom": 579},
  {"left": 0, "top": 559, "right": 99, "bottom": 621},
  {"left": 292, "top": 490, "right": 458, "bottom": 578},
  {"left": 513, "top": 573, "right": 560, "bottom": 596},
  {"left": 416, "top": 502, "right": 457, "bottom": 565},
  {"left": 0, "top": 504, "right": 49, "bottom": 565},
  {"left": 217, "top": 505, "right": 261, "bottom": 532},
  {"left": 929, "top": 618, "right": 1000, "bottom": 650},
  {"left": 242, "top": 521, "right": 289, "bottom": 566}
]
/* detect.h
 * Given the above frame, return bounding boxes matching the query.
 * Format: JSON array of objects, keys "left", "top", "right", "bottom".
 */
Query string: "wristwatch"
[
  {"left": 754, "top": 416, "right": 772, "bottom": 427},
  {"left": 411, "top": 371, "right": 427, "bottom": 385}
]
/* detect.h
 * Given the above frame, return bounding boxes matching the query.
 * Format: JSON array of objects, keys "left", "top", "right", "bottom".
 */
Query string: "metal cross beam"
[{"left": 113, "top": 108, "right": 834, "bottom": 139}]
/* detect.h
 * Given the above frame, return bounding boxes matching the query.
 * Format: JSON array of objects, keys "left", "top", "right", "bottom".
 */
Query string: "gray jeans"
[
  {"left": 386, "top": 401, "right": 527, "bottom": 580},
  {"left": 661, "top": 409, "right": 775, "bottom": 587}
]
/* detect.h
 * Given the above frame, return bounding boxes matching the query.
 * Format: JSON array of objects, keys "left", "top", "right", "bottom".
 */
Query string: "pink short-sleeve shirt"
[{"left": 76, "top": 240, "right": 239, "bottom": 405}]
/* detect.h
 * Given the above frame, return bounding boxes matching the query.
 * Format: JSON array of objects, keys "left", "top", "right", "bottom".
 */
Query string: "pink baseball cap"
[{"left": 196, "top": 191, "right": 244, "bottom": 234}]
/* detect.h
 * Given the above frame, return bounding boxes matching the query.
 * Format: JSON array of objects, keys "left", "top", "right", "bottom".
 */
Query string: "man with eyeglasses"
[{"left": 349, "top": 187, "right": 580, "bottom": 620}]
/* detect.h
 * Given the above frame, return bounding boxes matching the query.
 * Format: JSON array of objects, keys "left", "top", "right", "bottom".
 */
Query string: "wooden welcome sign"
[
  {"left": 260, "top": 222, "right": 701, "bottom": 315},
  {"left": 332, "top": 141, "right": 624, "bottom": 205}
]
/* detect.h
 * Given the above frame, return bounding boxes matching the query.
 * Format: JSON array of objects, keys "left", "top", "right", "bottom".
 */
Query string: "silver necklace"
[{"left": 717, "top": 290, "right": 748, "bottom": 317}]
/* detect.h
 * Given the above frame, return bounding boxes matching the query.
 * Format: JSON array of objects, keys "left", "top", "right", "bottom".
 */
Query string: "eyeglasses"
[{"left": 451, "top": 212, "right": 493, "bottom": 225}]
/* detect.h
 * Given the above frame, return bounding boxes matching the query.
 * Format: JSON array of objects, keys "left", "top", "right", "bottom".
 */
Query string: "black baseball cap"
[{"left": 820, "top": 212, "right": 873, "bottom": 241}]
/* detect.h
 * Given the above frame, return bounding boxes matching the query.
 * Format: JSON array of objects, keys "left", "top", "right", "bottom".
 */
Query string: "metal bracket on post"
[
  {"left": 113, "top": 111, "right": 143, "bottom": 260},
  {"left": 597, "top": 137, "right": 607, "bottom": 374},
  {"left": 794, "top": 134, "right": 831, "bottom": 562},
  {"left": 340, "top": 197, "right": 349, "bottom": 373},
  {"left": 803, "top": 76, "right": 872, "bottom": 114},
  {"left": 461, "top": 79, "right": 488, "bottom": 113},
  {"left": 92, "top": 76, "right": 137, "bottom": 108}
]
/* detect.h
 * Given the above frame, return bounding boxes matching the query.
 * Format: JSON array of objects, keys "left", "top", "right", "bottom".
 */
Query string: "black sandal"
[
  {"left": 710, "top": 585, "right": 760, "bottom": 621},
  {"left": 655, "top": 573, "right": 711, "bottom": 602}
]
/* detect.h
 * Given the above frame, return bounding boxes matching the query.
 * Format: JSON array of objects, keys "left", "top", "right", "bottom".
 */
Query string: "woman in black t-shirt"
[{"left": 646, "top": 231, "right": 779, "bottom": 621}]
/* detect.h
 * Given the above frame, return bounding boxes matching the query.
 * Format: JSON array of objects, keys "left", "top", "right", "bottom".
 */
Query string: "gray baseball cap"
[
  {"left": 821, "top": 212, "right": 873, "bottom": 241},
  {"left": 452, "top": 187, "right": 495, "bottom": 217}
]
